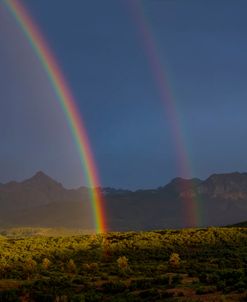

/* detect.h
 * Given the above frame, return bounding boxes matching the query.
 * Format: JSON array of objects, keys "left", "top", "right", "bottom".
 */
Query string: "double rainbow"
[
  {"left": 3, "top": 0, "right": 107, "bottom": 233},
  {"left": 3, "top": 0, "right": 201, "bottom": 230},
  {"left": 128, "top": 1, "right": 200, "bottom": 227}
]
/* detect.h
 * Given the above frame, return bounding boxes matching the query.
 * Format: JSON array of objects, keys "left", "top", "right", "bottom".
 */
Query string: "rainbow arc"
[
  {"left": 128, "top": 1, "right": 200, "bottom": 227},
  {"left": 4, "top": 0, "right": 106, "bottom": 233}
]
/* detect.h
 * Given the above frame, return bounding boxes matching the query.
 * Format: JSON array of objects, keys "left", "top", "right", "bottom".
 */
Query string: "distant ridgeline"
[{"left": 0, "top": 171, "right": 247, "bottom": 231}]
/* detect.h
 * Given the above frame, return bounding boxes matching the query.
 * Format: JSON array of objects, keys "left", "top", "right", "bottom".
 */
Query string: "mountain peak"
[
  {"left": 33, "top": 171, "right": 48, "bottom": 178},
  {"left": 198, "top": 172, "right": 247, "bottom": 198},
  {"left": 207, "top": 172, "right": 247, "bottom": 181},
  {"left": 23, "top": 171, "right": 63, "bottom": 188},
  {"left": 30, "top": 171, "right": 52, "bottom": 181},
  {"left": 170, "top": 177, "right": 188, "bottom": 184},
  {"left": 168, "top": 177, "right": 202, "bottom": 187}
]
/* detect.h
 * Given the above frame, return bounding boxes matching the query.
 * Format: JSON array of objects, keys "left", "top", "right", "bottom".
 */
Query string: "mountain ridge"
[{"left": 0, "top": 171, "right": 246, "bottom": 231}]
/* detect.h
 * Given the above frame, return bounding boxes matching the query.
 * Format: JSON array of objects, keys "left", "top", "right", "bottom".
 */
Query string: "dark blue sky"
[{"left": 0, "top": 0, "right": 247, "bottom": 189}]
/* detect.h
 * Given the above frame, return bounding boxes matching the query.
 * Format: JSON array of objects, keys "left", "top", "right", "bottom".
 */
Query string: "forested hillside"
[{"left": 0, "top": 227, "right": 246, "bottom": 301}]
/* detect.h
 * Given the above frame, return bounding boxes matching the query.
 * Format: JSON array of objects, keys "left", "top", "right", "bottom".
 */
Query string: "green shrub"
[
  {"left": 154, "top": 275, "right": 169, "bottom": 286},
  {"left": 117, "top": 256, "right": 129, "bottom": 272},
  {"left": 196, "top": 286, "right": 216, "bottom": 295},
  {"left": 130, "top": 278, "right": 153, "bottom": 290},
  {"left": 234, "top": 281, "right": 246, "bottom": 293},
  {"left": 102, "top": 281, "right": 127, "bottom": 293},
  {"left": 0, "top": 290, "right": 20, "bottom": 302},
  {"left": 71, "top": 294, "right": 86, "bottom": 302},
  {"left": 216, "top": 280, "right": 226, "bottom": 291},
  {"left": 72, "top": 276, "right": 87, "bottom": 285},
  {"left": 67, "top": 259, "right": 77, "bottom": 274},
  {"left": 100, "top": 273, "right": 109, "bottom": 280},
  {"left": 240, "top": 292, "right": 247, "bottom": 302},
  {"left": 161, "top": 291, "right": 174, "bottom": 298},
  {"left": 207, "top": 272, "right": 220, "bottom": 284},
  {"left": 42, "top": 258, "right": 51, "bottom": 270},
  {"left": 169, "top": 253, "right": 180, "bottom": 269},
  {"left": 171, "top": 274, "right": 182, "bottom": 285},
  {"left": 138, "top": 288, "right": 160, "bottom": 299},
  {"left": 83, "top": 263, "right": 99, "bottom": 273},
  {"left": 30, "top": 292, "right": 54, "bottom": 302},
  {"left": 198, "top": 273, "right": 208, "bottom": 284},
  {"left": 84, "top": 291, "right": 101, "bottom": 302}
]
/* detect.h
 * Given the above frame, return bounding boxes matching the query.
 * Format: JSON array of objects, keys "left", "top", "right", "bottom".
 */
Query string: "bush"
[
  {"left": 84, "top": 291, "right": 101, "bottom": 302},
  {"left": 30, "top": 292, "right": 54, "bottom": 302},
  {"left": 117, "top": 256, "right": 129, "bottom": 272},
  {"left": 161, "top": 291, "right": 174, "bottom": 298},
  {"left": 130, "top": 278, "right": 153, "bottom": 290},
  {"left": 196, "top": 286, "right": 216, "bottom": 295},
  {"left": 138, "top": 288, "right": 160, "bottom": 299},
  {"left": 157, "top": 264, "right": 166, "bottom": 273},
  {"left": 171, "top": 274, "right": 182, "bottom": 285},
  {"left": 100, "top": 273, "right": 109, "bottom": 280},
  {"left": 67, "top": 259, "right": 77, "bottom": 274},
  {"left": 240, "top": 292, "right": 247, "bottom": 302},
  {"left": 101, "top": 281, "right": 126, "bottom": 293},
  {"left": 42, "top": 258, "right": 51, "bottom": 270},
  {"left": 83, "top": 262, "right": 99, "bottom": 274},
  {"left": 154, "top": 275, "right": 169, "bottom": 286},
  {"left": 72, "top": 276, "right": 87, "bottom": 285},
  {"left": 169, "top": 253, "right": 180, "bottom": 269},
  {"left": 234, "top": 281, "right": 246, "bottom": 293},
  {"left": 207, "top": 272, "right": 220, "bottom": 284},
  {"left": 24, "top": 258, "right": 37, "bottom": 278},
  {"left": 71, "top": 294, "right": 85, "bottom": 302},
  {"left": 198, "top": 273, "right": 208, "bottom": 284},
  {"left": 0, "top": 290, "right": 20, "bottom": 302},
  {"left": 216, "top": 280, "right": 226, "bottom": 291}
]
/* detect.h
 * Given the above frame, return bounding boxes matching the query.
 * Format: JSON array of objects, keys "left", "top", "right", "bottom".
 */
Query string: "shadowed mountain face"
[
  {"left": 0, "top": 172, "right": 247, "bottom": 231},
  {"left": 0, "top": 171, "right": 94, "bottom": 229},
  {"left": 198, "top": 173, "right": 247, "bottom": 199}
]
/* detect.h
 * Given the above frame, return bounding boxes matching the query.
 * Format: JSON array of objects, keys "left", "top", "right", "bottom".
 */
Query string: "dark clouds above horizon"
[{"left": 0, "top": 0, "right": 247, "bottom": 189}]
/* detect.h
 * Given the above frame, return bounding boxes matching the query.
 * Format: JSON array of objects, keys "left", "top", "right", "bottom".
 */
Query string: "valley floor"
[{"left": 0, "top": 227, "right": 246, "bottom": 301}]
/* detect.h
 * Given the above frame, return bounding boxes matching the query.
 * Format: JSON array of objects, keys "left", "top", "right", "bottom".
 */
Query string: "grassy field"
[{"left": 0, "top": 227, "right": 246, "bottom": 301}]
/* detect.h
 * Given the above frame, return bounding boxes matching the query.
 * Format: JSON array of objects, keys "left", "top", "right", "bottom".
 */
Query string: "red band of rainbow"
[
  {"left": 128, "top": 1, "right": 201, "bottom": 227},
  {"left": 4, "top": 0, "right": 107, "bottom": 233}
]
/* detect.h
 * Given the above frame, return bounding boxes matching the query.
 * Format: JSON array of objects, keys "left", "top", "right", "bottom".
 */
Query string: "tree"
[
  {"left": 67, "top": 259, "right": 77, "bottom": 274},
  {"left": 169, "top": 253, "right": 180, "bottom": 269},
  {"left": 25, "top": 258, "right": 37, "bottom": 279},
  {"left": 42, "top": 258, "right": 51, "bottom": 270},
  {"left": 117, "top": 256, "right": 129, "bottom": 272}
]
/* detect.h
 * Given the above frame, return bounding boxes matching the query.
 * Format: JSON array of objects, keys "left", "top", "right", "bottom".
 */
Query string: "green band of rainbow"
[
  {"left": 128, "top": 1, "right": 201, "bottom": 227},
  {"left": 4, "top": 0, "right": 107, "bottom": 233}
]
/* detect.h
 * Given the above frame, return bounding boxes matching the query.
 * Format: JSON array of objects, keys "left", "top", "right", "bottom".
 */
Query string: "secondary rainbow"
[
  {"left": 128, "top": 1, "right": 201, "bottom": 227},
  {"left": 3, "top": 0, "right": 107, "bottom": 233}
]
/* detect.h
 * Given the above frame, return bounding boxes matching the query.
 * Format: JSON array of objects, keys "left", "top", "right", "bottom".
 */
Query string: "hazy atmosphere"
[
  {"left": 1, "top": 1, "right": 247, "bottom": 301},
  {"left": 1, "top": 0, "right": 247, "bottom": 189}
]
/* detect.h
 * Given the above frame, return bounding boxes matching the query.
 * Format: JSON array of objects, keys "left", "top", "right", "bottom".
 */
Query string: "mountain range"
[{"left": 0, "top": 171, "right": 247, "bottom": 231}]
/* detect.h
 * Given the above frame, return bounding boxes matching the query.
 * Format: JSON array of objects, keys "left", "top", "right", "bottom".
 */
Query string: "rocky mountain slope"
[{"left": 0, "top": 171, "right": 247, "bottom": 231}]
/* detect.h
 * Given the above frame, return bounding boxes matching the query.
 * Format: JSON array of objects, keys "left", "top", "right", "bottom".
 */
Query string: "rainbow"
[
  {"left": 128, "top": 1, "right": 201, "bottom": 227},
  {"left": 3, "top": 0, "right": 107, "bottom": 233}
]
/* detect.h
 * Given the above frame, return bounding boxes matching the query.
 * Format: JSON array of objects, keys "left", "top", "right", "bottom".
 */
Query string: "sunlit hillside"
[{"left": 0, "top": 227, "right": 246, "bottom": 301}]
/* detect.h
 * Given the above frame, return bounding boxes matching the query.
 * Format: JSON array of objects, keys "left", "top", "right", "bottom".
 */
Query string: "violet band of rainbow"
[
  {"left": 128, "top": 0, "right": 201, "bottom": 227},
  {"left": 4, "top": 0, "right": 107, "bottom": 233}
]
